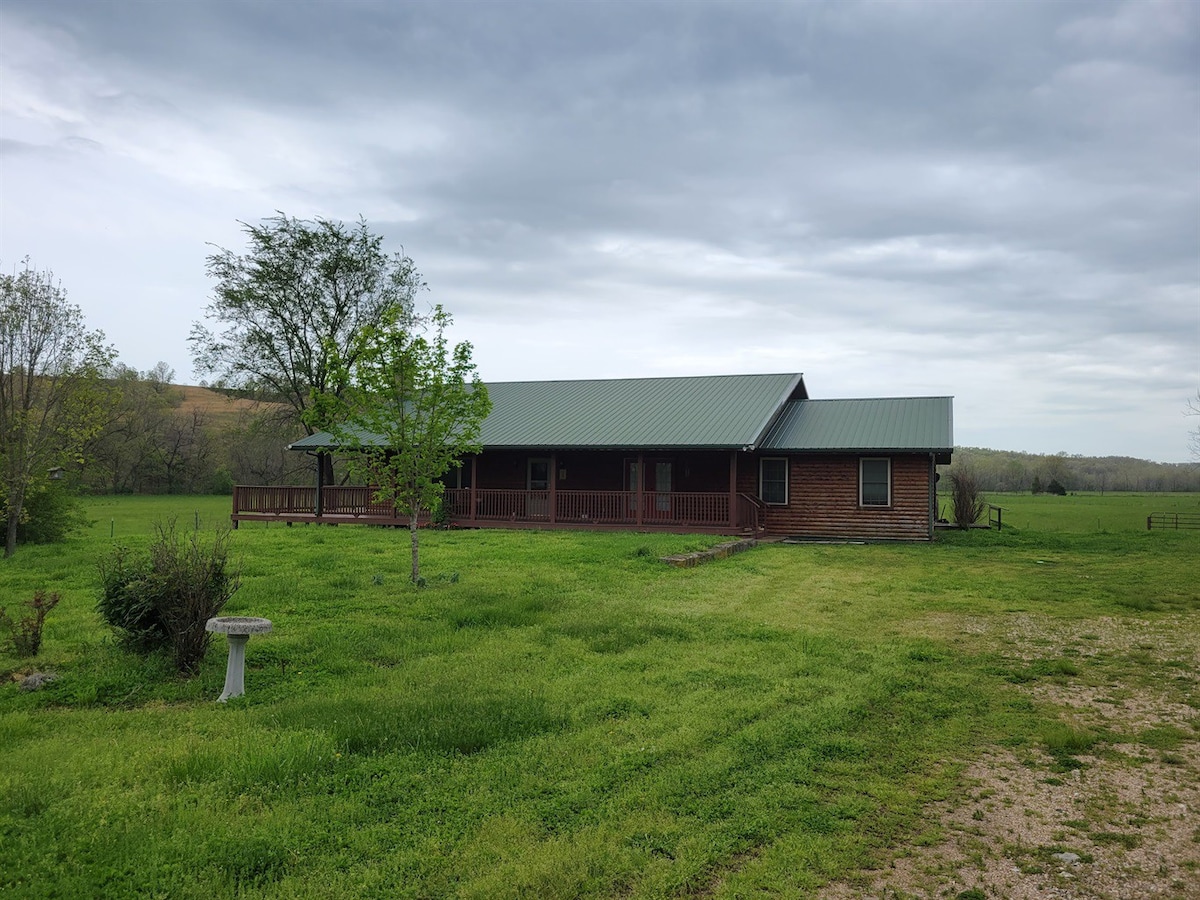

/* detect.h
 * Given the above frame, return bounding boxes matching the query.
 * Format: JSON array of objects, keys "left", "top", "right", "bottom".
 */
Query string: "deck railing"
[
  {"left": 233, "top": 485, "right": 316, "bottom": 514},
  {"left": 234, "top": 485, "right": 762, "bottom": 532},
  {"left": 737, "top": 493, "right": 764, "bottom": 534}
]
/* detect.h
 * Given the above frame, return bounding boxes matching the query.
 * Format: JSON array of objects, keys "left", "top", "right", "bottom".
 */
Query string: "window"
[
  {"left": 527, "top": 458, "right": 551, "bottom": 490},
  {"left": 860, "top": 458, "right": 890, "bottom": 506},
  {"left": 443, "top": 464, "right": 471, "bottom": 490},
  {"left": 760, "top": 457, "right": 788, "bottom": 505}
]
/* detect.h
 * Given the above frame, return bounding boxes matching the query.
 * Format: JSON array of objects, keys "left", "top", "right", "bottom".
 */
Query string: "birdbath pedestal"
[{"left": 205, "top": 616, "right": 272, "bottom": 701}]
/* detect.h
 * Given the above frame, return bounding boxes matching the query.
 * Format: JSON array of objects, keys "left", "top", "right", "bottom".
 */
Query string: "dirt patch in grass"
[{"left": 818, "top": 614, "right": 1200, "bottom": 899}]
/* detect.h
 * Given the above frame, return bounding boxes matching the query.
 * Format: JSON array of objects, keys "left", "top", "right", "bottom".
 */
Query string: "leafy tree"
[
  {"left": 191, "top": 214, "right": 423, "bottom": 483},
  {"left": 0, "top": 259, "right": 115, "bottom": 557},
  {"left": 330, "top": 304, "right": 491, "bottom": 583}
]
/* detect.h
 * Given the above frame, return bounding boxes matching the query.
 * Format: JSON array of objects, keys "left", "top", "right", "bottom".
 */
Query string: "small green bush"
[
  {"left": 97, "top": 520, "right": 240, "bottom": 675},
  {"left": 97, "top": 546, "right": 164, "bottom": 653},
  {"left": 0, "top": 589, "right": 61, "bottom": 657},
  {"left": 3, "top": 482, "right": 88, "bottom": 545},
  {"left": 429, "top": 495, "right": 451, "bottom": 529},
  {"left": 207, "top": 468, "right": 235, "bottom": 495}
]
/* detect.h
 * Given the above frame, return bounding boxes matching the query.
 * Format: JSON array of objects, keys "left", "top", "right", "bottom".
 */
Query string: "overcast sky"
[{"left": 2, "top": 0, "right": 1197, "bottom": 461}]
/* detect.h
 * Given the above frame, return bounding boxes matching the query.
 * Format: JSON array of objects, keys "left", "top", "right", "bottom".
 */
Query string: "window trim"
[
  {"left": 759, "top": 457, "right": 789, "bottom": 506},
  {"left": 859, "top": 457, "right": 891, "bottom": 507}
]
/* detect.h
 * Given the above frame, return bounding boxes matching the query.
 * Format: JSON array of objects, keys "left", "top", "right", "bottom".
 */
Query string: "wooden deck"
[{"left": 232, "top": 485, "right": 765, "bottom": 535}]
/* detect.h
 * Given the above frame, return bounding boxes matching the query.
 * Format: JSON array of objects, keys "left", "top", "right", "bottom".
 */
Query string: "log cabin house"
[{"left": 231, "top": 372, "right": 953, "bottom": 540}]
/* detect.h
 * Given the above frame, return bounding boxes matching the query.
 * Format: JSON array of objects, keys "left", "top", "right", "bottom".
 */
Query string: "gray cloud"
[{"left": 1, "top": 0, "right": 1196, "bottom": 460}]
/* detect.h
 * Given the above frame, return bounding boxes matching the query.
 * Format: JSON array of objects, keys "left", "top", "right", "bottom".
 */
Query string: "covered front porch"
[{"left": 231, "top": 449, "right": 766, "bottom": 534}]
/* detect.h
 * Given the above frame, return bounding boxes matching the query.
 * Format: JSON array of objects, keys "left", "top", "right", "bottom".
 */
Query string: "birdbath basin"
[{"left": 206, "top": 616, "right": 272, "bottom": 701}]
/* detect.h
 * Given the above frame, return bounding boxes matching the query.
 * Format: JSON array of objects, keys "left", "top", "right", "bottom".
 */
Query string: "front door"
[
  {"left": 527, "top": 457, "right": 551, "bottom": 518},
  {"left": 625, "top": 459, "right": 673, "bottom": 518}
]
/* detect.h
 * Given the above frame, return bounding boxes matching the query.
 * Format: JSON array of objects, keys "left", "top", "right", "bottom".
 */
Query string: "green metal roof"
[
  {"left": 289, "top": 372, "right": 807, "bottom": 451},
  {"left": 288, "top": 377, "right": 955, "bottom": 455},
  {"left": 759, "top": 397, "right": 954, "bottom": 452},
  {"left": 478, "top": 373, "right": 805, "bottom": 449}
]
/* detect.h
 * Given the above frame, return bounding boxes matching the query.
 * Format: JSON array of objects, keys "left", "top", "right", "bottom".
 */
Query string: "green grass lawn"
[{"left": 1, "top": 494, "right": 1197, "bottom": 898}]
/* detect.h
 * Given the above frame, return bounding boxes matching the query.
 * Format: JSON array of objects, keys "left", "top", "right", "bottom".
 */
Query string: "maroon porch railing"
[
  {"left": 737, "top": 493, "right": 764, "bottom": 534},
  {"left": 444, "top": 489, "right": 742, "bottom": 527},
  {"left": 322, "top": 485, "right": 401, "bottom": 518},
  {"left": 233, "top": 485, "right": 316, "bottom": 514},
  {"left": 233, "top": 485, "right": 764, "bottom": 533}
]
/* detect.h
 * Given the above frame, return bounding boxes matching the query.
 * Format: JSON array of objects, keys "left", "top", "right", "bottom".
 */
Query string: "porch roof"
[
  {"left": 759, "top": 397, "right": 954, "bottom": 454},
  {"left": 290, "top": 372, "right": 809, "bottom": 452}
]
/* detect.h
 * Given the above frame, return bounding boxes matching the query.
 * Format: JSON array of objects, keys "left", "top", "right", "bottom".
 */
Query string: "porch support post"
[
  {"left": 470, "top": 455, "right": 478, "bottom": 527},
  {"left": 729, "top": 450, "right": 738, "bottom": 529},
  {"left": 315, "top": 452, "right": 325, "bottom": 519},
  {"left": 549, "top": 452, "right": 557, "bottom": 524},
  {"left": 636, "top": 452, "right": 644, "bottom": 527},
  {"left": 928, "top": 452, "right": 936, "bottom": 539}
]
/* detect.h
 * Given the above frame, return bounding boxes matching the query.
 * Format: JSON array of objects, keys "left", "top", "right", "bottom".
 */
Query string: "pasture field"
[
  {"left": 940, "top": 489, "right": 1200, "bottom": 533},
  {"left": 0, "top": 493, "right": 1197, "bottom": 898}
]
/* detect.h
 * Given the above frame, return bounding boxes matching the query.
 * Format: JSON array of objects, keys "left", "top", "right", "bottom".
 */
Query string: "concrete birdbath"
[{"left": 205, "top": 616, "right": 272, "bottom": 701}]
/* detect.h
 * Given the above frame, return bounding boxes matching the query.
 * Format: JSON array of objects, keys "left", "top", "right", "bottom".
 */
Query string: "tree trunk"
[
  {"left": 409, "top": 510, "right": 421, "bottom": 583},
  {"left": 5, "top": 508, "right": 19, "bottom": 558}
]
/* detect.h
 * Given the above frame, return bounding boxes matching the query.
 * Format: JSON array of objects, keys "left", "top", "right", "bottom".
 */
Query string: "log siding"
[{"left": 740, "top": 453, "right": 934, "bottom": 540}]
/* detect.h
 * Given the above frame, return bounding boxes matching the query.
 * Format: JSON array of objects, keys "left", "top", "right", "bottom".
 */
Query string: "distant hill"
[
  {"left": 176, "top": 385, "right": 271, "bottom": 424},
  {"left": 174, "top": 386, "right": 292, "bottom": 432}
]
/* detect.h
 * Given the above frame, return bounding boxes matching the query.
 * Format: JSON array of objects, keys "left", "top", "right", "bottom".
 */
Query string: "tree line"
[
  {"left": 942, "top": 446, "right": 1200, "bottom": 494},
  {"left": 3, "top": 214, "right": 489, "bottom": 578},
  {"left": 82, "top": 366, "right": 310, "bottom": 496}
]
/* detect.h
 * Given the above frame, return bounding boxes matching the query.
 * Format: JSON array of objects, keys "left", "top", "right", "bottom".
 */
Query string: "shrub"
[
  {"left": 97, "top": 545, "right": 167, "bottom": 653},
  {"left": 950, "top": 469, "right": 986, "bottom": 527},
  {"left": 0, "top": 481, "right": 88, "bottom": 546},
  {"left": 429, "top": 495, "right": 451, "bottom": 529},
  {"left": 0, "top": 589, "right": 61, "bottom": 657},
  {"left": 1045, "top": 478, "right": 1068, "bottom": 496},
  {"left": 97, "top": 520, "right": 240, "bottom": 675},
  {"left": 207, "top": 468, "right": 235, "bottom": 495}
]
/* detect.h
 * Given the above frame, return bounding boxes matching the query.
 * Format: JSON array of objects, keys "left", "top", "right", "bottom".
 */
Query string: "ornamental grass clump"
[
  {"left": 0, "top": 589, "right": 60, "bottom": 657},
  {"left": 98, "top": 520, "right": 240, "bottom": 675}
]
